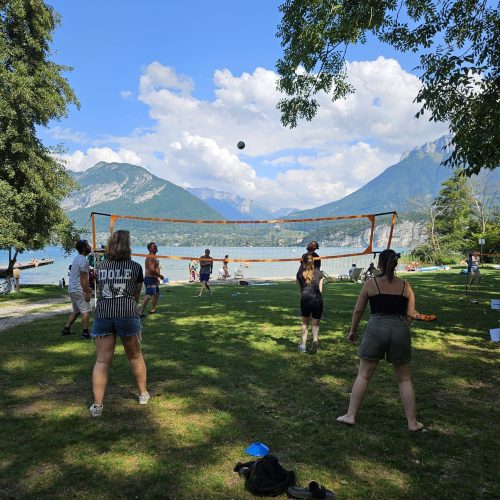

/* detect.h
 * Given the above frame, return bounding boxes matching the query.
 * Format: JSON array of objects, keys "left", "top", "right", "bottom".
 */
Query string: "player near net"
[{"left": 139, "top": 242, "right": 164, "bottom": 317}]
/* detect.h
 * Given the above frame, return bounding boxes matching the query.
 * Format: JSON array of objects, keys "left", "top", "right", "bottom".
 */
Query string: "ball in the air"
[{"left": 237, "top": 141, "right": 245, "bottom": 150}]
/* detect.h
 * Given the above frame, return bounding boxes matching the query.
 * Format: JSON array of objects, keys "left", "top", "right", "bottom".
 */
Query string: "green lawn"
[
  {"left": 0, "top": 270, "right": 498, "bottom": 498},
  {"left": 0, "top": 284, "right": 67, "bottom": 305}
]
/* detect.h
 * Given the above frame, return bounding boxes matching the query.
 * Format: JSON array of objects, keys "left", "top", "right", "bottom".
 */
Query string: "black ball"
[{"left": 237, "top": 141, "right": 245, "bottom": 150}]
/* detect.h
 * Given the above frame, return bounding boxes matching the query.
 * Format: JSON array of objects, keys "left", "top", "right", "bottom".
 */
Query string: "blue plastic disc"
[{"left": 245, "top": 442, "right": 269, "bottom": 457}]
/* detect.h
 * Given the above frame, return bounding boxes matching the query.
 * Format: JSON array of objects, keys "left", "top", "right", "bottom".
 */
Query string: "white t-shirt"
[{"left": 68, "top": 254, "right": 89, "bottom": 293}]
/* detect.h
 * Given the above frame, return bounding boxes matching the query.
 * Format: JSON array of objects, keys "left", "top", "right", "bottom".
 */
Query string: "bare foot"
[
  {"left": 408, "top": 421, "right": 425, "bottom": 432},
  {"left": 337, "top": 415, "right": 356, "bottom": 426}
]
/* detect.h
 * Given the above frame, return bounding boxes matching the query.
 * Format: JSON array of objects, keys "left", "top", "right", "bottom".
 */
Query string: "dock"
[{"left": 0, "top": 258, "right": 55, "bottom": 272}]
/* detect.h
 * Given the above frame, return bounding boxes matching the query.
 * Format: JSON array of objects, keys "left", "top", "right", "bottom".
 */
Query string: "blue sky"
[{"left": 44, "top": 0, "right": 447, "bottom": 210}]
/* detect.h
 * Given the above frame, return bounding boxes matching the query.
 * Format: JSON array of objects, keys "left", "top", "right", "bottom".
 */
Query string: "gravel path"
[{"left": 0, "top": 297, "right": 73, "bottom": 332}]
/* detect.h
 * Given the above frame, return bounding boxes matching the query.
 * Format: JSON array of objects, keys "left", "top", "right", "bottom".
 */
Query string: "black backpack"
[{"left": 234, "top": 455, "right": 296, "bottom": 496}]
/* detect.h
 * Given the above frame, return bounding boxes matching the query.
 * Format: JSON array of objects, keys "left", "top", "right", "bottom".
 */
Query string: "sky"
[{"left": 42, "top": 0, "right": 449, "bottom": 211}]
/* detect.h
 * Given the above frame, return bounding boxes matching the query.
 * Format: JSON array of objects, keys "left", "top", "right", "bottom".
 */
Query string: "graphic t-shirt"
[
  {"left": 95, "top": 259, "right": 144, "bottom": 318},
  {"left": 68, "top": 254, "right": 89, "bottom": 293}
]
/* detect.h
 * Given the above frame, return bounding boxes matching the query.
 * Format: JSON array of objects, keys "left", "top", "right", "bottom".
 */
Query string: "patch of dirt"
[{"left": 0, "top": 297, "right": 72, "bottom": 332}]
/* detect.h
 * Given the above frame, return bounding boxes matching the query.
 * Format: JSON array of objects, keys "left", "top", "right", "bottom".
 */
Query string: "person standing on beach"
[
  {"left": 139, "top": 242, "right": 163, "bottom": 318},
  {"left": 61, "top": 239, "right": 93, "bottom": 339},
  {"left": 199, "top": 249, "right": 213, "bottom": 296},
  {"left": 298, "top": 241, "right": 321, "bottom": 272}
]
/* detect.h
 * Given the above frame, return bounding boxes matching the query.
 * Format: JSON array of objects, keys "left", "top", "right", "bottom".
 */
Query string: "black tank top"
[{"left": 369, "top": 278, "right": 408, "bottom": 315}]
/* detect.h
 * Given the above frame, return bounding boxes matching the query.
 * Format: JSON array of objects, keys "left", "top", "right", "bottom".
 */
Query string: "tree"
[
  {"left": 276, "top": 0, "right": 499, "bottom": 175},
  {"left": 0, "top": 0, "right": 80, "bottom": 276},
  {"left": 408, "top": 194, "right": 446, "bottom": 260},
  {"left": 468, "top": 170, "right": 499, "bottom": 237}
]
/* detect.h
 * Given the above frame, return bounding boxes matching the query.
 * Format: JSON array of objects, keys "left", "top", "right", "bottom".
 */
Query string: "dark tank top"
[{"left": 369, "top": 278, "right": 408, "bottom": 315}]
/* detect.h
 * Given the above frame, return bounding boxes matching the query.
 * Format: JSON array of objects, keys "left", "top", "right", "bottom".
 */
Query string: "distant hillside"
[
  {"left": 291, "top": 136, "right": 456, "bottom": 218},
  {"left": 187, "top": 187, "right": 297, "bottom": 220},
  {"left": 64, "top": 162, "right": 223, "bottom": 229}
]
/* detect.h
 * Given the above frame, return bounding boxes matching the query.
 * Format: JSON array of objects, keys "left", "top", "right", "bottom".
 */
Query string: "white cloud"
[
  {"left": 49, "top": 126, "right": 88, "bottom": 144},
  {"left": 64, "top": 58, "right": 448, "bottom": 209},
  {"left": 60, "top": 147, "right": 142, "bottom": 172},
  {"left": 120, "top": 90, "right": 134, "bottom": 100}
]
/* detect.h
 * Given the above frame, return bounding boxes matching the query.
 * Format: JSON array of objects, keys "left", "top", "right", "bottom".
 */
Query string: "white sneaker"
[
  {"left": 89, "top": 403, "right": 103, "bottom": 417},
  {"left": 139, "top": 392, "right": 150, "bottom": 405},
  {"left": 297, "top": 344, "right": 307, "bottom": 353}
]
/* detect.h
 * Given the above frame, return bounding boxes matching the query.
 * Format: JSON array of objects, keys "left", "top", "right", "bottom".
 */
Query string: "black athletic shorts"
[{"left": 300, "top": 295, "right": 323, "bottom": 320}]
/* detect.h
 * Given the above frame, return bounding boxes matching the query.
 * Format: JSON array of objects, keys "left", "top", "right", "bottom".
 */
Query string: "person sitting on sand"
[{"left": 337, "top": 249, "right": 424, "bottom": 432}]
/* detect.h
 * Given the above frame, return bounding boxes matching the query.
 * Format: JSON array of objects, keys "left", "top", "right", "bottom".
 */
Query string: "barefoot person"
[
  {"left": 296, "top": 254, "right": 323, "bottom": 354},
  {"left": 89, "top": 230, "right": 149, "bottom": 417},
  {"left": 139, "top": 242, "right": 163, "bottom": 318},
  {"left": 199, "top": 249, "right": 213, "bottom": 296},
  {"left": 337, "top": 249, "right": 423, "bottom": 431},
  {"left": 61, "top": 239, "right": 92, "bottom": 339}
]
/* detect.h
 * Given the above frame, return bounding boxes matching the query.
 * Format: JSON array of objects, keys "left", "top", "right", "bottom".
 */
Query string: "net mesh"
[{"left": 90, "top": 211, "right": 397, "bottom": 278}]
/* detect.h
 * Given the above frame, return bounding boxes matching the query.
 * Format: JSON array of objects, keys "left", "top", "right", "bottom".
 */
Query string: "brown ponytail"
[
  {"left": 302, "top": 255, "right": 315, "bottom": 284},
  {"left": 378, "top": 249, "right": 399, "bottom": 282}
]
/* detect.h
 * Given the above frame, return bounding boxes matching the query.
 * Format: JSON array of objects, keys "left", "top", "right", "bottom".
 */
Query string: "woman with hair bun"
[{"left": 337, "top": 249, "right": 424, "bottom": 431}]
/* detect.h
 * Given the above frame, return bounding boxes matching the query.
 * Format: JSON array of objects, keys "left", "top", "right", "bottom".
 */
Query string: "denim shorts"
[
  {"left": 358, "top": 314, "right": 411, "bottom": 364},
  {"left": 91, "top": 316, "right": 142, "bottom": 338},
  {"left": 199, "top": 272, "right": 210, "bottom": 282}
]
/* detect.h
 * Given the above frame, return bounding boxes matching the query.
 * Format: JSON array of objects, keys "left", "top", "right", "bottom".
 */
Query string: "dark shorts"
[
  {"left": 200, "top": 272, "right": 210, "bottom": 282},
  {"left": 144, "top": 276, "right": 159, "bottom": 295},
  {"left": 91, "top": 316, "right": 142, "bottom": 338},
  {"left": 300, "top": 296, "right": 323, "bottom": 320},
  {"left": 359, "top": 314, "right": 411, "bottom": 364}
]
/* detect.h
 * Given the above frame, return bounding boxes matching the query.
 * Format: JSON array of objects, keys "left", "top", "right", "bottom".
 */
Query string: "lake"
[{"left": 0, "top": 246, "right": 401, "bottom": 285}]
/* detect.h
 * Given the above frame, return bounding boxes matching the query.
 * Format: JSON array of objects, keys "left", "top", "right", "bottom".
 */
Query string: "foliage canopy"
[
  {"left": 276, "top": 0, "right": 500, "bottom": 175},
  {"left": 0, "top": 0, "right": 80, "bottom": 273}
]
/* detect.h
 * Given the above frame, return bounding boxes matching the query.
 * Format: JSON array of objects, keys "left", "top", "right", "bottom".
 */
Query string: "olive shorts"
[{"left": 359, "top": 314, "right": 411, "bottom": 364}]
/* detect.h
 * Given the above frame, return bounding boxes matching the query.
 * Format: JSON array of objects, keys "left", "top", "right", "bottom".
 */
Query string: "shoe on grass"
[
  {"left": 81, "top": 332, "right": 91, "bottom": 340},
  {"left": 61, "top": 327, "right": 73, "bottom": 336},
  {"left": 309, "top": 340, "right": 319, "bottom": 355},
  {"left": 297, "top": 344, "right": 307, "bottom": 353},
  {"left": 139, "top": 392, "right": 150, "bottom": 405},
  {"left": 89, "top": 403, "right": 103, "bottom": 417}
]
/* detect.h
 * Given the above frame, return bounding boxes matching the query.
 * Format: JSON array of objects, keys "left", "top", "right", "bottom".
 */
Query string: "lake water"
[{"left": 0, "top": 246, "right": 400, "bottom": 285}]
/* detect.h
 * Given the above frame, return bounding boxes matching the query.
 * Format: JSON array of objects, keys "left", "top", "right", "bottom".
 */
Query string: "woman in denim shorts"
[
  {"left": 337, "top": 249, "right": 424, "bottom": 431},
  {"left": 89, "top": 230, "right": 149, "bottom": 417}
]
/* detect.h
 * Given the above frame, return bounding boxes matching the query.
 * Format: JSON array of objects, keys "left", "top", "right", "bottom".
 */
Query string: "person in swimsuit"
[
  {"left": 139, "top": 242, "right": 163, "bottom": 317},
  {"left": 337, "top": 249, "right": 424, "bottom": 431}
]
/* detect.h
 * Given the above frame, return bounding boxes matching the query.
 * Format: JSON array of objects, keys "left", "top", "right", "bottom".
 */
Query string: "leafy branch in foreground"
[{"left": 276, "top": 0, "right": 499, "bottom": 175}]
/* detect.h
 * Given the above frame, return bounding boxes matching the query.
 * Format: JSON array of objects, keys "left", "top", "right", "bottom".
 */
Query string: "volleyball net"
[{"left": 90, "top": 211, "right": 398, "bottom": 268}]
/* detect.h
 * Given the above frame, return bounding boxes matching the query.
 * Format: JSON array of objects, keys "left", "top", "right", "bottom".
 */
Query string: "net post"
[
  {"left": 387, "top": 212, "right": 398, "bottom": 248},
  {"left": 91, "top": 212, "right": 97, "bottom": 252}
]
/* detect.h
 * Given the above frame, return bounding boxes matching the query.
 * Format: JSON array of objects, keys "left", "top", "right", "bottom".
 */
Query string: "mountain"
[
  {"left": 290, "top": 136, "right": 456, "bottom": 218},
  {"left": 64, "top": 162, "right": 223, "bottom": 228},
  {"left": 187, "top": 187, "right": 286, "bottom": 220}
]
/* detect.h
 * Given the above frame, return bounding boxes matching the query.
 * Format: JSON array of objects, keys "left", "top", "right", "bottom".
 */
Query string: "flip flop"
[{"left": 288, "top": 481, "right": 335, "bottom": 499}]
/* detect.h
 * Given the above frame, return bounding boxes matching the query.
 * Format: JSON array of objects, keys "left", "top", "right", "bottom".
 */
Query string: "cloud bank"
[{"left": 59, "top": 57, "right": 448, "bottom": 210}]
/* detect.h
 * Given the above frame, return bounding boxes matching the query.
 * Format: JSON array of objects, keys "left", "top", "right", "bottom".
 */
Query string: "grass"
[
  {"left": 0, "top": 284, "right": 67, "bottom": 306},
  {"left": 0, "top": 270, "right": 499, "bottom": 498}
]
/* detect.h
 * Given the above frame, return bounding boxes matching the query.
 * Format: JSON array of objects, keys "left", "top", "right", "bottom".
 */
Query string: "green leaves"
[
  {"left": 0, "top": 1, "right": 80, "bottom": 272},
  {"left": 276, "top": 0, "right": 499, "bottom": 173}
]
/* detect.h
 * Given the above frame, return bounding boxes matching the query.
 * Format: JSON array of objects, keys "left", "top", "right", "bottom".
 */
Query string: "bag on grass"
[{"left": 234, "top": 455, "right": 296, "bottom": 496}]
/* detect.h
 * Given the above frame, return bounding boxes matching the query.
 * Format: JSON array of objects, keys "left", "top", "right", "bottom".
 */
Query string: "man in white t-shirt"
[{"left": 61, "top": 239, "right": 93, "bottom": 339}]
